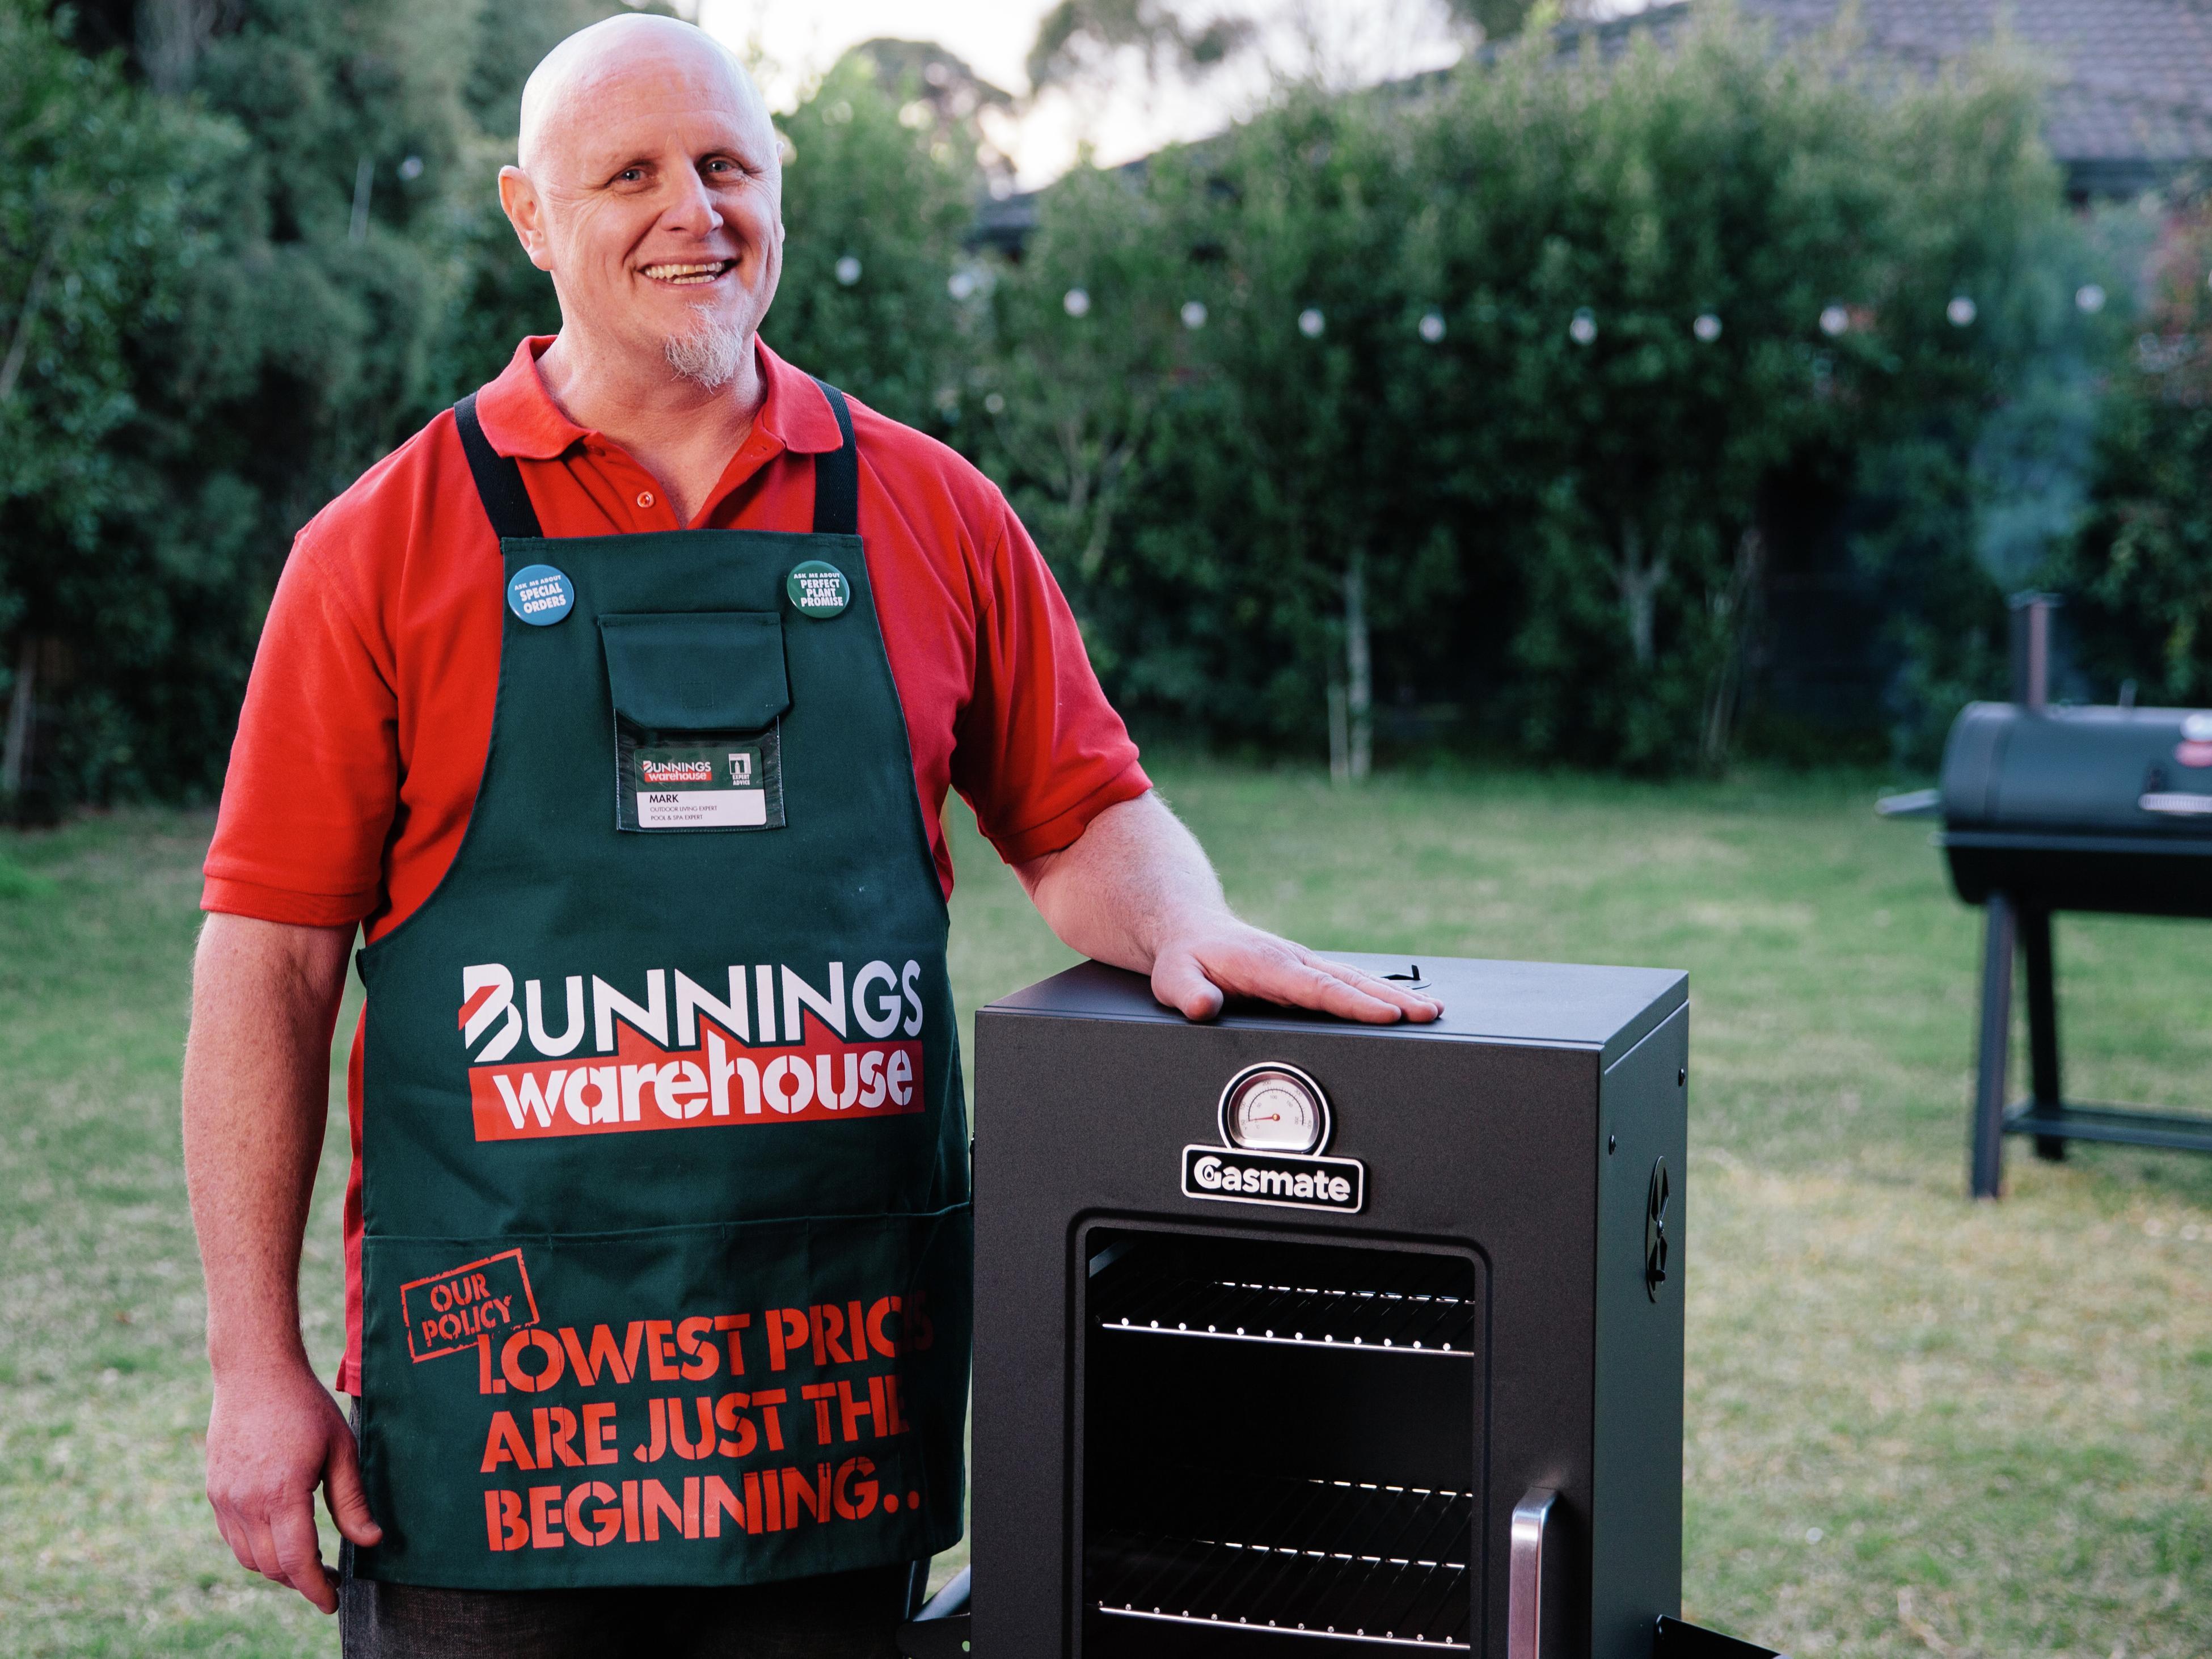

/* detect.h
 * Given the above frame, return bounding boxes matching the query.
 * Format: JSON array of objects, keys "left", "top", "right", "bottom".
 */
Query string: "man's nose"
[{"left": 661, "top": 168, "right": 724, "bottom": 239}]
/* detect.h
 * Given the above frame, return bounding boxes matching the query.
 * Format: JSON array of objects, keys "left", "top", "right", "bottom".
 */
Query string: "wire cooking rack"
[
  {"left": 1089, "top": 1472, "right": 1474, "bottom": 1650},
  {"left": 1088, "top": 1241, "right": 1476, "bottom": 1356}
]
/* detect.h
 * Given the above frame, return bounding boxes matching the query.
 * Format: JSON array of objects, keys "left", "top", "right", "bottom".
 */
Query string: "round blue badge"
[{"left": 506, "top": 564, "right": 575, "bottom": 627}]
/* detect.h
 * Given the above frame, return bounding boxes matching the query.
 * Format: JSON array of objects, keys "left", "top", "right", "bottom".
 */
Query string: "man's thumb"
[
  {"left": 1151, "top": 948, "right": 1226, "bottom": 1023},
  {"left": 324, "top": 1430, "right": 385, "bottom": 1547}
]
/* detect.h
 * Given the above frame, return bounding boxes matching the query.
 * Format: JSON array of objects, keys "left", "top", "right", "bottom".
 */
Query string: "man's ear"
[{"left": 498, "top": 166, "right": 556, "bottom": 274}]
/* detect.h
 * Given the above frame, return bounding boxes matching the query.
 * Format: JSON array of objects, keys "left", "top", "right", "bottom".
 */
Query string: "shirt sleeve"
[
  {"left": 951, "top": 495, "right": 1150, "bottom": 865},
  {"left": 201, "top": 524, "right": 399, "bottom": 927}
]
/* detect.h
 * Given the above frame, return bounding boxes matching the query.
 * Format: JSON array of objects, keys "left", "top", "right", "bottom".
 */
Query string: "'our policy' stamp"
[{"left": 401, "top": 1248, "right": 539, "bottom": 1362}]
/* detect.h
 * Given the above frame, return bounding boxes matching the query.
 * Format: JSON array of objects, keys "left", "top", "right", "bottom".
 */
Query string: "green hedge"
[{"left": 0, "top": 1, "right": 2158, "bottom": 808}]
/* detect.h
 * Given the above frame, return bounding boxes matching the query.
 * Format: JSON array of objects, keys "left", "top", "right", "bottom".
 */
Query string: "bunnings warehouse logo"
[
  {"left": 1182, "top": 1145, "right": 1365, "bottom": 1214},
  {"left": 639, "top": 758, "right": 715, "bottom": 786}
]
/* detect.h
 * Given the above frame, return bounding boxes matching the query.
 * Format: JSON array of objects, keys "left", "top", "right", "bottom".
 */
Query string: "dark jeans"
[{"left": 337, "top": 1554, "right": 917, "bottom": 1659}]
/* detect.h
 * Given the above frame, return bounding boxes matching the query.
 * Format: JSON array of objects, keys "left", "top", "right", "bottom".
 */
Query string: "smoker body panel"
[
  {"left": 973, "top": 957, "right": 1687, "bottom": 1659},
  {"left": 1590, "top": 1007, "right": 1690, "bottom": 1657}
]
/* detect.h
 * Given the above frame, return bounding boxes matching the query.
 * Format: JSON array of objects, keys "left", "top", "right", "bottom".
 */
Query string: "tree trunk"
[
  {"left": 1615, "top": 521, "right": 1669, "bottom": 669},
  {"left": 1700, "top": 526, "right": 1766, "bottom": 771},
  {"left": 1343, "top": 555, "right": 1371, "bottom": 782},
  {"left": 1, "top": 636, "right": 36, "bottom": 803},
  {"left": 1327, "top": 682, "right": 1350, "bottom": 785},
  {"left": 138, "top": 0, "right": 219, "bottom": 95}
]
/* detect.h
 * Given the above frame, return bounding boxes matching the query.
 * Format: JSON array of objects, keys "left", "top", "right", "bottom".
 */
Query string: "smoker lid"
[
  {"left": 984, "top": 953, "right": 1687, "bottom": 1067},
  {"left": 1940, "top": 702, "right": 2212, "bottom": 837}
]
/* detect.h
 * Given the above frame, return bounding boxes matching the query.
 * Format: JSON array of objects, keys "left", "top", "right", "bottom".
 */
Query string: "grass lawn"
[{"left": 1, "top": 764, "right": 2207, "bottom": 1657}]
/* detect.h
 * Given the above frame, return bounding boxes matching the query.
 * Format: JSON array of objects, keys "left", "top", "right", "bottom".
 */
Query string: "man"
[{"left": 183, "top": 15, "right": 1438, "bottom": 1657}]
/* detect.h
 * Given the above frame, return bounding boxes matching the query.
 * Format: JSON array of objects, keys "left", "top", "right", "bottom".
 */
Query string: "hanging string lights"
[
  {"left": 1569, "top": 307, "right": 1597, "bottom": 345},
  {"left": 1419, "top": 310, "right": 1446, "bottom": 343},
  {"left": 1947, "top": 295, "right": 1978, "bottom": 327},
  {"left": 1820, "top": 304, "right": 1850, "bottom": 337},
  {"left": 1063, "top": 287, "right": 1092, "bottom": 318},
  {"left": 1181, "top": 300, "right": 1208, "bottom": 329},
  {"left": 1299, "top": 307, "right": 1326, "bottom": 338},
  {"left": 834, "top": 255, "right": 862, "bottom": 286},
  {"left": 1694, "top": 313, "right": 1723, "bottom": 342}
]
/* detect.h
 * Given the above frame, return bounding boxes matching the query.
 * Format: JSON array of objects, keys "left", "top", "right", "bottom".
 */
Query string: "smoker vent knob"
[{"left": 1645, "top": 1158, "right": 1671, "bottom": 1301}]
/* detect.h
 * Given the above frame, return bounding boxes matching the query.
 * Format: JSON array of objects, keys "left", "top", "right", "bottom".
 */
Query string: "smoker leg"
[
  {"left": 2021, "top": 904, "right": 2066, "bottom": 1162},
  {"left": 1970, "top": 893, "right": 2017, "bottom": 1200}
]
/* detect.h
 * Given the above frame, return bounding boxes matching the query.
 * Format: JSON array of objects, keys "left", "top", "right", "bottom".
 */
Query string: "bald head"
[
  {"left": 499, "top": 12, "right": 786, "bottom": 401},
  {"left": 518, "top": 14, "right": 775, "bottom": 179}
]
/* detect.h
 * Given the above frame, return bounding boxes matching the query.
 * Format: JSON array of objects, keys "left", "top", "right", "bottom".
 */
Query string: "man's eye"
[{"left": 618, "top": 168, "right": 644, "bottom": 183}]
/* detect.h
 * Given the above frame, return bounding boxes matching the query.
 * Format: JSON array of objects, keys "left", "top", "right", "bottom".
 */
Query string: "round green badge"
[{"left": 786, "top": 559, "right": 850, "bottom": 619}]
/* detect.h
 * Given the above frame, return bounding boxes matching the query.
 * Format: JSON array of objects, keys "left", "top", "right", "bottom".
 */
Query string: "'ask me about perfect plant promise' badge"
[{"left": 786, "top": 560, "right": 850, "bottom": 619}]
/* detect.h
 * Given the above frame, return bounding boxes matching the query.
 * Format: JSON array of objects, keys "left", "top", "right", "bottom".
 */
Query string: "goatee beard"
[{"left": 664, "top": 307, "right": 748, "bottom": 390}]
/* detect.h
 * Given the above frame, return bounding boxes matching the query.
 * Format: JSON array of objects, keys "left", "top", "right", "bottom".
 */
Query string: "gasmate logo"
[
  {"left": 457, "top": 960, "right": 928, "bottom": 1143},
  {"left": 640, "top": 758, "right": 715, "bottom": 786}
]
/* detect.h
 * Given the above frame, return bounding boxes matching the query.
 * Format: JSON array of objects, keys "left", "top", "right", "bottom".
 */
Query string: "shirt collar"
[{"left": 474, "top": 334, "right": 846, "bottom": 461}]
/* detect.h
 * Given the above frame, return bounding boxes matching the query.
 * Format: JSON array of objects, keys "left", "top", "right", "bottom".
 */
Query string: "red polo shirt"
[{"left": 202, "top": 336, "right": 1147, "bottom": 1390}]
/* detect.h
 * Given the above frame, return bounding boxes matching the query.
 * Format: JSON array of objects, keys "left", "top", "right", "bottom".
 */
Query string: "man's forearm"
[
  {"left": 1014, "top": 791, "right": 1440, "bottom": 1025},
  {"left": 1015, "top": 791, "right": 1229, "bottom": 972},
  {"left": 183, "top": 914, "right": 352, "bottom": 1378}
]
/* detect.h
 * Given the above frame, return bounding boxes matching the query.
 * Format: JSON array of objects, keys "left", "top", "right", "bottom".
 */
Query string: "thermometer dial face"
[{"left": 1219, "top": 1064, "right": 1330, "bottom": 1154}]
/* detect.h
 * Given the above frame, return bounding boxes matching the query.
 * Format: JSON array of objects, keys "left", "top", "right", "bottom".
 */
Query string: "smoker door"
[{"left": 1075, "top": 1223, "right": 1487, "bottom": 1656}]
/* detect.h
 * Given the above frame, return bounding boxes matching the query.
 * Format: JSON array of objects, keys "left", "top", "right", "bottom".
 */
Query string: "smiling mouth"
[{"left": 640, "top": 259, "right": 735, "bottom": 286}]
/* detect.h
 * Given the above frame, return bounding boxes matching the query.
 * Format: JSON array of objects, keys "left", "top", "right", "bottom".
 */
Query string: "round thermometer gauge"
[{"left": 1218, "top": 1063, "right": 1331, "bottom": 1154}]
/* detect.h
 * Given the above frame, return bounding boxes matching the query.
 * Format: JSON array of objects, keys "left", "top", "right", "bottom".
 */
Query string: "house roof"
[
  {"left": 1580, "top": 0, "right": 2212, "bottom": 196},
  {"left": 973, "top": 0, "right": 2212, "bottom": 247}
]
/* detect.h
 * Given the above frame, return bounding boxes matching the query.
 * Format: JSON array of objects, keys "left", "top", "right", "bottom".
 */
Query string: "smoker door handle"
[
  {"left": 2139, "top": 791, "right": 2212, "bottom": 816},
  {"left": 1508, "top": 1487, "right": 1557, "bottom": 1659}
]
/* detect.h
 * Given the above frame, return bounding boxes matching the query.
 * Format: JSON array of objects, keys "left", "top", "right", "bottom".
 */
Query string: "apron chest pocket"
[{"left": 601, "top": 612, "right": 790, "bottom": 834}]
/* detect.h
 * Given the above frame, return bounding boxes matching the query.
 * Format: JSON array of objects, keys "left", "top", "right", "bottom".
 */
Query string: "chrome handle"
[
  {"left": 2141, "top": 791, "right": 2212, "bottom": 817},
  {"left": 1508, "top": 1487, "right": 1557, "bottom": 1659},
  {"left": 1875, "top": 788, "right": 1941, "bottom": 819}
]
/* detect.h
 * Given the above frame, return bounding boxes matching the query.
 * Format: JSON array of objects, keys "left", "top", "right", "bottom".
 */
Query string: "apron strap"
[
  {"left": 454, "top": 379, "right": 858, "bottom": 541},
  {"left": 452, "top": 391, "right": 544, "bottom": 541},
  {"left": 811, "top": 379, "right": 859, "bottom": 537}
]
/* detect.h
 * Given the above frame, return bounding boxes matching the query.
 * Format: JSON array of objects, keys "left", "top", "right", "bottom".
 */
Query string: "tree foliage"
[
  {"left": 2050, "top": 207, "right": 2212, "bottom": 708},
  {"left": 1027, "top": 0, "right": 1255, "bottom": 92},
  {"left": 0, "top": 0, "right": 2158, "bottom": 809},
  {"left": 977, "top": 11, "right": 2096, "bottom": 771}
]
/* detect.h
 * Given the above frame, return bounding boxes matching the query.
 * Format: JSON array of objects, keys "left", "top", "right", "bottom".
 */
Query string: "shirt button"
[{"left": 636, "top": 490, "right": 655, "bottom": 509}]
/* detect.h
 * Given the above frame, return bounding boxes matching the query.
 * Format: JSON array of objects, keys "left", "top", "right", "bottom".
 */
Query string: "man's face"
[{"left": 503, "top": 29, "right": 782, "bottom": 385}]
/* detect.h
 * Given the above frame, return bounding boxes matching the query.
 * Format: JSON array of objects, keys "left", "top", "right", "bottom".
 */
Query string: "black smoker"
[
  {"left": 895, "top": 953, "right": 1776, "bottom": 1659},
  {"left": 1884, "top": 593, "right": 2212, "bottom": 1197}
]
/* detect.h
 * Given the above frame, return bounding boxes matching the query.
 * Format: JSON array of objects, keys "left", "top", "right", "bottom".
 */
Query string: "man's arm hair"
[
  {"left": 183, "top": 912, "right": 381, "bottom": 1614},
  {"left": 1012, "top": 791, "right": 1440, "bottom": 1025}
]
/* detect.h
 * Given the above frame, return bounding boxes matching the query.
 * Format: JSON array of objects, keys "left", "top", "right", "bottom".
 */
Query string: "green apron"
[{"left": 349, "top": 381, "right": 971, "bottom": 1589}]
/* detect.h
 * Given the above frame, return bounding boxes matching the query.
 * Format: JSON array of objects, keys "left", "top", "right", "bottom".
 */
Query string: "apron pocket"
[
  {"left": 601, "top": 611, "right": 790, "bottom": 833},
  {"left": 353, "top": 1205, "right": 971, "bottom": 1590}
]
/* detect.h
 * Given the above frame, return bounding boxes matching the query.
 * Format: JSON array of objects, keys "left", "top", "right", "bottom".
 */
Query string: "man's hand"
[
  {"left": 1014, "top": 792, "right": 1442, "bottom": 1025},
  {"left": 184, "top": 913, "right": 364, "bottom": 1611},
  {"left": 1149, "top": 914, "right": 1438, "bottom": 1024},
  {"left": 205, "top": 1364, "right": 381, "bottom": 1612}
]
